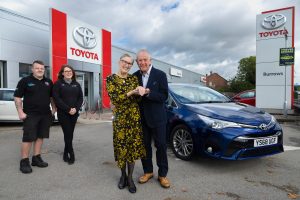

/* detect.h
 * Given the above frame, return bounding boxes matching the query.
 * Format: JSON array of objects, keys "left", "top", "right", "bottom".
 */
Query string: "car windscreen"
[
  {"left": 169, "top": 85, "right": 230, "bottom": 104},
  {"left": 0, "top": 90, "right": 15, "bottom": 101}
]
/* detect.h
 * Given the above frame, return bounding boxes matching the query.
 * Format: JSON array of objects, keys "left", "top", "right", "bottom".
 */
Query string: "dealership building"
[{"left": 0, "top": 7, "right": 203, "bottom": 110}]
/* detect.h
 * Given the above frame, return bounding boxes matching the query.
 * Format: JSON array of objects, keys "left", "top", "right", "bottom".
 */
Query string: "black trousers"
[
  {"left": 141, "top": 123, "right": 168, "bottom": 177},
  {"left": 58, "top": 112, "right": 78, "bottom": 153}
]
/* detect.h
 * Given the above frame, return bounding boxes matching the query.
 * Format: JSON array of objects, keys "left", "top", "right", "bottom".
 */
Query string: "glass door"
[
  {"left": 76, "top": 72, "right": 85, "bottom": 111},
  {"left": 0, "top": 62, "right": 3, "bottom": 88},
  {"left": 76, "top": 72, "right": 85, "bottom": 96}
]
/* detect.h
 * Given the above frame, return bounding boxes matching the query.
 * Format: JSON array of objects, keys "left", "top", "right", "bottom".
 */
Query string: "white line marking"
[{"left": 284, "top": 145, "right": 300, "bottom": 151}]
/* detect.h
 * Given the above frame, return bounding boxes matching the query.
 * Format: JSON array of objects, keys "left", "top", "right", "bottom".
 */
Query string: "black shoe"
[
  {"left": 20, "top": 158, "right": 32, "bottom": 174},
  {"left": 63, "top": 152, "right": 70, "bottom": 163},
  {"left": 118, "top": 175, "right": 127, "bottom": 189},
  {"left": 128, "top": 178, "right": 136, "bottom": 193},
  {"left": 68, "top": 152, "right": 75, "bottom": 165},
  {"left": 31, "top": 154, "right": 48, "bottom": 168}
]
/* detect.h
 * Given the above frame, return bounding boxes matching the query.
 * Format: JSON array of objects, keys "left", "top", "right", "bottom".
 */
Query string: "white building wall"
[{"left": 0, "top": 8, "right": 49, "bottom": 88}]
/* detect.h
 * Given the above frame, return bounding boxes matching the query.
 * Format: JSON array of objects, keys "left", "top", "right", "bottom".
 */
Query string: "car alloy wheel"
[{"left": 171, "top": 124, "right": 194, "bottom": 160}]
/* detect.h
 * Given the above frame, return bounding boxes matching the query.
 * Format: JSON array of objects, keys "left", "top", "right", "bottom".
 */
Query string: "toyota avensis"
[{"left": 166, "top": 83, "right": 283, "bottom": 161}]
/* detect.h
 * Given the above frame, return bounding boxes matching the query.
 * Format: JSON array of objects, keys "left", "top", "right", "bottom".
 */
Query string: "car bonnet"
[{"left": 184, "top": 102, "right": 272, "bottom": 126}]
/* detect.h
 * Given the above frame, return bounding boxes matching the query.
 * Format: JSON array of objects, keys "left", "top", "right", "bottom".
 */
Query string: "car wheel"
[{"left": 170, "top": 124, "right": 194, "bottom": 160}]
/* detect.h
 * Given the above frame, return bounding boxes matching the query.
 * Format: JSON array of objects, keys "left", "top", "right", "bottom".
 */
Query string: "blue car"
[{"left": 166, "top": 83, "right": 284, "bottom": 160}]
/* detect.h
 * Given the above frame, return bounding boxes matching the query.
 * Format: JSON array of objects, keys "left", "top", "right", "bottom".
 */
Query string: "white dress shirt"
[{"left": 142, "top": 65, "right": 152, "bottom": 88}]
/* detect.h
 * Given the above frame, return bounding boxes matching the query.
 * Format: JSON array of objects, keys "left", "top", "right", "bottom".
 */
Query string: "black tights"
[
  {"left": 58, "top": 112, "right": 78, "bottom": 153},
  {"left": 120, "top": 162, "right": 135, "bottom": 179}
]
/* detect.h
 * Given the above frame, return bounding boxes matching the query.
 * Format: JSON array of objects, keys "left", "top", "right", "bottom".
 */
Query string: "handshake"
[{"left": 131, "top": 86, "right": 150, "bottom": 96}]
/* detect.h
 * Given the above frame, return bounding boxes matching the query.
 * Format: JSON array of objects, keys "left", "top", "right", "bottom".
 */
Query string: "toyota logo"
[
  {"left": 262, "top": 14, "right": 286, "bottom": 30},
  {"left": 259, "top": 123, "right": 268, "bottom": 130},
  {"left": 73, "top": 27, "right": 97, "bottom": 49}
]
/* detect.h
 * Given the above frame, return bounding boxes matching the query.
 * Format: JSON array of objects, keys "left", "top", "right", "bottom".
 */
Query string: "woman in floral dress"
[{"left": 106, "top": 54, "right": 145, "bottom": 193}]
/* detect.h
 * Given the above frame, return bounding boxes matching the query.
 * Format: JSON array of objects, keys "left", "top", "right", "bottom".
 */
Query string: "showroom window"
[
  {"left": 0, "top": 61, "right": 7, "bottom": 87},
  {"left": 19, "top": 63, "right": 50, "bottom": 78},
  {"left": 0, "top": 61, "right": 3, "bottom": 87}
]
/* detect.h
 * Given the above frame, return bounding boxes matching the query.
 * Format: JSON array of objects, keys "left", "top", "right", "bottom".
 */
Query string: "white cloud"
[{"left": 186, "top": 59, "right": 239, "bottom": 79}]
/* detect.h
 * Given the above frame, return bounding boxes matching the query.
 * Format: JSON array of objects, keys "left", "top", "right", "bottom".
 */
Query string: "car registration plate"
[{"left": 254, "top": 136, "right": 278, "bottom": 147}]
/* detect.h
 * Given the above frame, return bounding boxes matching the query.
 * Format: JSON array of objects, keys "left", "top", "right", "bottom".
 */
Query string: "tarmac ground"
[{"left": 0, "top": 110, "right": 299, "bottom": 200}]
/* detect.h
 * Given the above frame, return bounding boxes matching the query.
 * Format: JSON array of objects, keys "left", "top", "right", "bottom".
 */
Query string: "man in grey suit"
[{"left": 133, "top": 49, "right": 170, "bottom": 188}]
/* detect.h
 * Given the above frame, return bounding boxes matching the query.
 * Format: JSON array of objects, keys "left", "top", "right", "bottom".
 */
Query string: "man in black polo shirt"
[{"left": 14, "top": 60, "right": 56, "bottom": 174}]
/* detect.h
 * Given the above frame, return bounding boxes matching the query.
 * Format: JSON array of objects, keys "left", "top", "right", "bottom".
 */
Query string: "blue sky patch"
[{"left": 161, "top": 2, "right": 180, "bottom": 12}]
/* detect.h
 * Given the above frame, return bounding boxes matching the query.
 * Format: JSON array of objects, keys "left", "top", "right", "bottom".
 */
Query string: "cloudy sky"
[{"left": 1, "top": 0, "right": 300, "bottom": 83}]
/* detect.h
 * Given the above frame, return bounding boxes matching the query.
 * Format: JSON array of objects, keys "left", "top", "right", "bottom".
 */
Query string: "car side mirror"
[{"left": 166, "top": 104, "right": 173, "bottom": 110}]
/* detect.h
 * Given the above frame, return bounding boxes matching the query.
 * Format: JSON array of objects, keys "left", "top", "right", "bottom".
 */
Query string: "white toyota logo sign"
[
  {"left": 73, "top": 26, "right": 97, "bottom": 49},
  {"left": 261, "top": 14, "right": 286, "bottom": 30}
]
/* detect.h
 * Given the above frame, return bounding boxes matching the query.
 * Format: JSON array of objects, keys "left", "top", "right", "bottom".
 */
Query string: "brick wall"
[{"left": 206, "top": 72, "right": 228, "bottom": 90}]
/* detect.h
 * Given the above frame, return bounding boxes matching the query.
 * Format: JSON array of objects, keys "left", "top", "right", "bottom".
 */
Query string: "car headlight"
[
  {"left": 271, "top": 115, "right": 277, "bottom": 124},
  {"left": 197, "top": 114, "right": 241, "bottom": 129}
]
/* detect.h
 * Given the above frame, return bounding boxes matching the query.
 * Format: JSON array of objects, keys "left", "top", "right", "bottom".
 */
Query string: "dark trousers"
[
  {"left": 58, "top": 112, "right": 78, "bottom": 153},
  {"left": 141, "top": 123, "right": 168, "bottom": 177}
]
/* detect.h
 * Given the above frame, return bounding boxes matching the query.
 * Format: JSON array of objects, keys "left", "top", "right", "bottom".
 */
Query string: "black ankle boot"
[
  {"left": 68, "top": 151, "right": 75, "bottom": 165},
  {"left": 127, "top": 163, "right": 136, "bottom": 193},
  {"left": 63, "top": 151, "right": 69, "bottom": 162},
  {"left": 127, "top": 177, "right": 136, "bottom": 193},
  {"left": 32, "top": 154, "right": 48, "bottom": 168},
  {"left": 118, "top": 175, "right": 127, "bottom": 189},
  {"left": 118, "top": 167, "right": 127, "bottom": 189},
  {"left": 20, "top": 158, "right": 32, "bottom": 174}
]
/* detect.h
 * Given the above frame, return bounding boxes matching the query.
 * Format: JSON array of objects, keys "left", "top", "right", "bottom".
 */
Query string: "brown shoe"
[
  {"left": 158, "top": 176, "right": 170, "bottom": 188},
  {"left": 138, "top": 173, "right": 154, "bottom": 184}
]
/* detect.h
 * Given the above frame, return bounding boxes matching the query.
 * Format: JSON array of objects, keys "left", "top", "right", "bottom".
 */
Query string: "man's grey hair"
[{"left": 136, "top": 49, "right": 151, "bottom": 59}]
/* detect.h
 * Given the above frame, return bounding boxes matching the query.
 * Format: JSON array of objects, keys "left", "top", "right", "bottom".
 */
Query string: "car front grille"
[
  {"left": 238, "top": 145, "right": 284, "bottom": 159},
  {"left": 244, "top": 132, "right": 279, "bottom": 137},
  {"left": 224, "top": 132, "right": 283, "bottom": 157},
  {"left": 224, "top": 140, "right": 253, "bottom": 156}
]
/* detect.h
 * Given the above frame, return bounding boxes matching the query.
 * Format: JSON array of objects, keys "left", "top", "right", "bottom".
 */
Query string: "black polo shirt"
[{"left": 14, "top": 74, "right": 53, "bottom": 115}]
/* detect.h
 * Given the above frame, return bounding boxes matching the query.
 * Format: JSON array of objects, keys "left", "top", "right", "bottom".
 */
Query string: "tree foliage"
[{"left": 229, "top": 56, "right": 256, "bottom": 93}]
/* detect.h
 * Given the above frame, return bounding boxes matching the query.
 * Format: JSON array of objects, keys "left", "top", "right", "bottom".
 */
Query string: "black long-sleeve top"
[{"left": 52, "top": 79, "right": 83, "bottom": 114}]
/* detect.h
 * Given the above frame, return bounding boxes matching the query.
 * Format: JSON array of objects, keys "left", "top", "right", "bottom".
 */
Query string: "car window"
[
  {"left": 169, "top": 85, "right": 229, "bottom": 104},
  {"left": 0, "top": 90, "right": 15, "bottom": 101},
  {"left": 240, "top": 91, "right": 255, "bottom": 99},
  {"left": 166, "top": 94, "right": 177, "bottom": 107}
]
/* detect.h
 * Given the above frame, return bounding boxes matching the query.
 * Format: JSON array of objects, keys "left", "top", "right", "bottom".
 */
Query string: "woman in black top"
[{"left": 52, "top": 65, "right": 83, "bottom": 164}]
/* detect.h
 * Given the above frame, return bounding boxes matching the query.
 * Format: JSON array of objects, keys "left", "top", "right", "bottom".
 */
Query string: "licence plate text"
[{"left": 254, "top": 136, "right": 278, "bottom": 147}]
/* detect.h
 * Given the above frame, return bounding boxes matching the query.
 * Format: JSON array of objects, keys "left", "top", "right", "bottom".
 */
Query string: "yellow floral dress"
[{"left": 106, "top": 74, "right": 145, "bottom": 169}]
